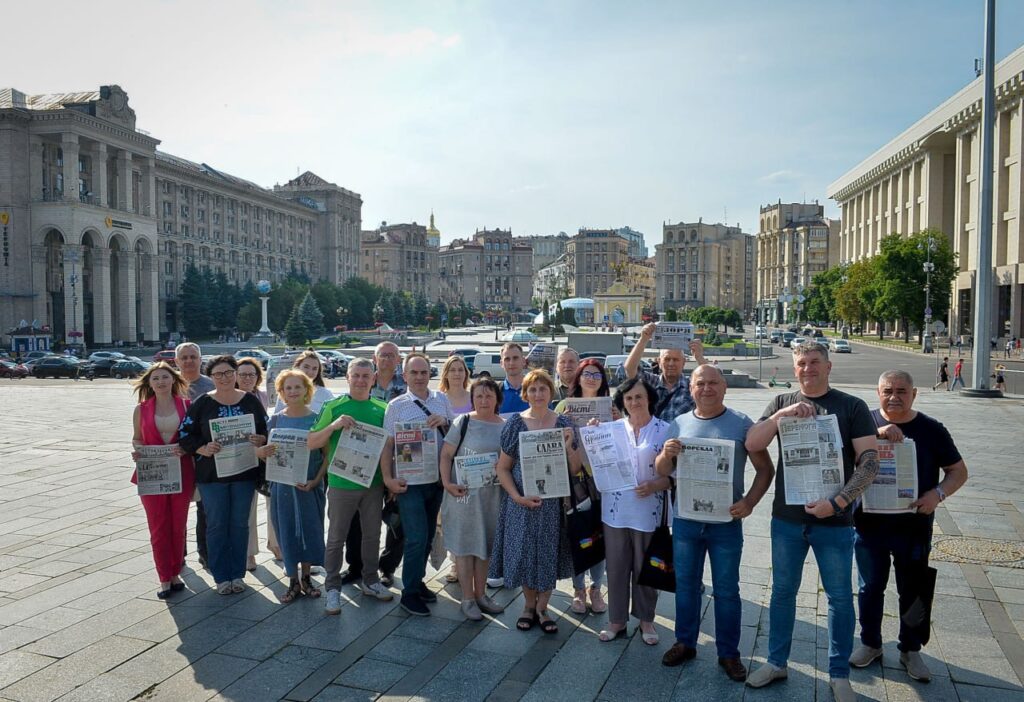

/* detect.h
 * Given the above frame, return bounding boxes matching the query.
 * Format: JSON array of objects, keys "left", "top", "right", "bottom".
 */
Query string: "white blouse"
[{"left": 600, "top": 416, "right": 672, "bottom": 532}]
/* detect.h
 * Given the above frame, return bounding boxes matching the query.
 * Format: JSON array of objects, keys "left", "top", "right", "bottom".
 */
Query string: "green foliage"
[
  {"left": 283, "top": 300, "right": 308, "bottom": 345},
  {"left": 804, "top": 267, "right": 844, "bottom": 325},
  {"left": 179, "top": 264, "right": 212, "bottom": 337},
  {"left": 664, "top": 308, "right": 678, "bottom": 322},
  {"left": 542, "top": 298, "right": 550, "bottom": 328},
  {"left": 298, "top": 292, "right": 324, "bottom": 339},
  {"left": 563, "top": 306, "right": 577, "bottom": 326}
]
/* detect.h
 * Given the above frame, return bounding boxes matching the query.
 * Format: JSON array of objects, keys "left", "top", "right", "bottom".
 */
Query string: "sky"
[{"left": 7, "top": 0, "right": 1024, "bottom": 249}]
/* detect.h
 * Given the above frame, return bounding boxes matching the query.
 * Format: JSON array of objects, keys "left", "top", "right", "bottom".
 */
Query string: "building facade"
[
  {"left": 518, "top": 232, "right": 569, "bottom": 271},
  {"left": 827, "top": 44, "right": 1024, "bottom": 341},
  {"left": 438, "top": 228, "right": 532, "bottom": 313},
  {"left": 567, "top": 229, "right": 631, "bottom": 298},
  {"left": 533, "top": 252, "right": 573, "bottom": 305},
  {"left": 754, "top": 204, "right": 838, "bottom": 324},
  {"left": 0, "top": 85, "right": 362, "bottom": 347},
  {"left": 656, "top": 220, "right": 756, "bottom": 316},
  {"left": 616, "top": 226, "right": 649, "bottom": 259},
  {"left": 360, "top": 222, "right": 437, "bottom": 302}
]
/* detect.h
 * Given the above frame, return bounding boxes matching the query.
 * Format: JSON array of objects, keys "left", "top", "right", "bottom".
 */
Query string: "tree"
[
  {"left": 283, "top": 300, "right": 308, "bottom": 345},
  {"left": 180, "top": 264, "right": 213, "bottom": 337},
  {"left": 804, "top": 266, "right": 844, "bottom": 326},
  {"left": 298, "top": 292, "right": 324, "bottom": 340},
  {"left": 414, "top": 292, "right": 429, "bottom": 325},
  {"left": 664, "top": 308, "right": 678, "bottom": 322},
  {"left": 874, "top": 230, "right": 957, "bottom": 342}
]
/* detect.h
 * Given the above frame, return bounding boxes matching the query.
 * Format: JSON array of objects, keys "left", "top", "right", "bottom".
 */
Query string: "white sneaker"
[
  {"left": 325, "top": 588, "right": 342, "bottom": 615},
  {"left": 849, "top": 644, "right": 882, "bottom": 667},
  {"left": 486, "top": 577, "right": 504, "bottom": 588},
  {"left": 746, "top": 663, "right": 787, "bottom": 688},
  {"left": 899, "top": 650, "right": 931, "bottom": 682},
  {"left": 830, "top": 678, "right": 856, "bottom": 702},
  {"left": 359, "top": 581, "right": 394, "bottom": 601}
]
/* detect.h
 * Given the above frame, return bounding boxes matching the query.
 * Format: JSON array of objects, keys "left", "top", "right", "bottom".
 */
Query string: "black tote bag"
[
  {"left": 637, "top": 492, "right": 676, "bottom": 593},
  {"left": 565, "top": 474, "right": 606, "bottom": 575}
]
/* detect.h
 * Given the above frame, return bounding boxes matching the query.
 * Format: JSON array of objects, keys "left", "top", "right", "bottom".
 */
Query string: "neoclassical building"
[
  {"left": 360, "top": 222, "right": 437, "bottom": 302},
  {"left": 0, "top": 85, "right": 361, "bottom": 347},
  {"left": 438, "top": 228, "right": 533, "bottom": 313},
  {"left": 827, "top": 44, "right": 1024, "bottom": 340}
]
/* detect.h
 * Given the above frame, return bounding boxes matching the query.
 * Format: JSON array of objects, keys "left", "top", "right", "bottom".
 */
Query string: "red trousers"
[{"left": 140, "top": 466, "right": 195, "bottom": 582}]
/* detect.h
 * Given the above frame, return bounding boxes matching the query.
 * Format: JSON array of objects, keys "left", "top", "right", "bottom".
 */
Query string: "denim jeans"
[
  {"left": 769, "top": 518, "right": 855, "bottom": 679},
  {"left": 572, "top": 561, "right": 607, "bottom": 591},
  {"left": 672, "top": 517, "right": 743, "bottom": 658},
  {"left": 397, "top": 483, "right": 444, "bottom": 598},
  {"left": 854, "top": 526, "right": 932, "bottom": 652},
  {"left": 197, "top": 480, "right": 256, "bottom": 585}
]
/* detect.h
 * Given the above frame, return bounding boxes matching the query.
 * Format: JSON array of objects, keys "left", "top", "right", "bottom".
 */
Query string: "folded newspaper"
[
  {"left": 519, "top": 428, "right": 570, "bottom": 499},
  {"left": 862, "top": 439, "right": 918, "bottom": 513},
  {"left": 778, "top": 414, "right": 843, "bottom": 505}
]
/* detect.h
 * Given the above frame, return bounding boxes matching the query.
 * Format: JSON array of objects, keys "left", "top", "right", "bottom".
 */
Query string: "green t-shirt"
[{"left": 312, "top": 394, "right": 388, "bottom": 490}]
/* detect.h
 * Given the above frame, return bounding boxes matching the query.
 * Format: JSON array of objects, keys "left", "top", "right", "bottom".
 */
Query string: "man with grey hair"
[
  {"left": 370, "top": 341, "right": 406, "bottom": 403},
  {"left": 175, "top": 342, "right": 215, "bottom": 568},
  {"left": 619, "top": 322, "right": 707, "bottom": 423},
  {"left": 745, "top": 341, "right": 879, "bottom": 702},
  {"left": 555, "top": 347, "right": 580, "bottom": 400},
  {"left": 848, "top": 369, "right": 968, "bottom": 682}
]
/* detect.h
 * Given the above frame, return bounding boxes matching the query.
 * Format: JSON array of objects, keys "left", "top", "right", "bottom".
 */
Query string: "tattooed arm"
[{"left": 804, "top": 434, "right": 878, "bottom": 519}]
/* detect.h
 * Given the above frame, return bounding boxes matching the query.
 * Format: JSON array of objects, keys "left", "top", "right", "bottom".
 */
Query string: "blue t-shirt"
[
  {"left": 668, "top": 407, "right": 754, "bottom": 505},
  {"left": 499, "top": 378, "right": 530, "bottom": 415}
]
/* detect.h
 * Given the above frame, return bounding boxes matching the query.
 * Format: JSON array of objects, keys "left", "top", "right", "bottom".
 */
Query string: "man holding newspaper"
[
  {"left": 744, "top": 341, "right": 880, "bottom": 702},
  {"left": 849, "top": 370, "right": 968, "bottom": 683}
]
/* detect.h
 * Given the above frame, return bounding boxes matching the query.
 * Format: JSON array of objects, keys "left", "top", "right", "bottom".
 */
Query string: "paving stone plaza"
[{"left": 1, "top": 379, "right": 1022, "bottom": 701}]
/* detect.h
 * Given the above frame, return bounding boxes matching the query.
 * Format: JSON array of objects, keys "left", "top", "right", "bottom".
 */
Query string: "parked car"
[
  {"left": 447, "top": 348, "right": 480, "bottom": 373},
  {"left": 501, "top": 330, "right": 538, "bottom": 343},
  {"left": 780, "top": 332, "right": 797, "bottom": 347},
  {"left": 32, "top": 356, "right": 93, "bottom": 379},
  {"left": 0, "top": 360, "right": 29, "bottom": 379},
  {"left": 89, "top": 356, "right": 124, "bottom": 377},
  {"left": 578, "top": 352, "right": 607, "bottom": 361},
  {"left": 829, "top": 338, "right": 852, "bottom": 353},
  {"left": 111, "top": 359, "right": 152, "bottom": 378},
  {"left": 319, "top": 350, "right": 351, "bottom": 377},
  {"left": 755, "top": 326, "right": 767, "bottom": 339},
  {"left": 791, "top": 336, "right": 807, "bottom": 347},
  {"left": 471, "top": 353, "right": 506, "bottom": 380},
  {"left": 234, "top": 348, "right": 273, "bottom": 368},
  {"left": 152, "top": 349, "right": 177, "bottom": 366},
  {"left": 769, "top": 329, "right": 782, "bottom": 343},
  {"left": 89, "top": 351, "right": 126, "bottom": 363}
]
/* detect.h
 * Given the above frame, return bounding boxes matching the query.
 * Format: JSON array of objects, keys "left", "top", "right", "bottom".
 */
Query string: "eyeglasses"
[
  {"left": 211, "top": 370, "right": 236, "bottom": 379},
  {"left": 580, "top": 371, "right": 604, "bottom": 380},
  {"left": 237, "top": 372, "right": 258, "bottom": 379}
]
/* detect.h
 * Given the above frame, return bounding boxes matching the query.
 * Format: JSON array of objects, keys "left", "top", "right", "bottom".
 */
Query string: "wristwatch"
[{"left": 935, "top": 485, "right": 947, "bottom": 502}]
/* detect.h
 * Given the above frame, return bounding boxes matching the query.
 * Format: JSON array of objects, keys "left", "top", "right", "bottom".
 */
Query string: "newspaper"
[
  {"left": 136, "top": 445, "right": 182, "bottom": 496},
  {"left": 675, "top": 438, "right": 735, "bottom": 523},
  {"left": 210, "top": 414, "right": 258, "bottom": 478},
  {"left": 862, "top": 439, "right": 919, "bottom": 514},
  {"left": 454, "top": 452, "right": 499, "bottom": 488},
  {"left": 265, "top": 428, "right": 310, "bottom": 485},
  {"left": 394, "top": 421, "right": 440, "bottom": 485},
  {"left": 525, "top": 343, "right": 557, "bottom": 376},
  {"left": 579, "top": 422, "right": 637, "bottom": 492},
  {"left": 328, "top": 421, "right": 388, "bottom": 488},
  {"left": 650, "top": 322, "right": 695, "bottom": 350},
  {"left": 560, "top": 397, "right": 614, "bottom": 428},
  {"left": 519, "top": 429, "right": 570, "bottom": 499},
  {"left": 778, "top": 414, "right": 843, "bottom": 505}
]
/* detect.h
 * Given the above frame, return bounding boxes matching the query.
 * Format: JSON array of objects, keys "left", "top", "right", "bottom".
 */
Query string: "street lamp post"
[
  {"left": 67, "top": 248, "right": 80, "bottom": 349},
  {"left": 921, "top": 235, "right": 935, "bottom": 353}
]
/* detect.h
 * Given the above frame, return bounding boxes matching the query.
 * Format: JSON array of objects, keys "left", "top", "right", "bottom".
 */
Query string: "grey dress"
[{"left": 441, "top": 415, "right": 504, "bottom": 559}]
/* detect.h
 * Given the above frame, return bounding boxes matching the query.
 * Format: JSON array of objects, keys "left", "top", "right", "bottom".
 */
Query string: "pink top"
[{"left": 132, "top": 395, "right": 194, "bottom": 483}]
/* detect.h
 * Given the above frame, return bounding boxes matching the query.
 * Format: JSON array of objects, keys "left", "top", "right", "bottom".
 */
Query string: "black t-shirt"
[
  {"left": 854, "top": 409, "right": 962, "bottom": 533},
  {"left": 760, "top": 388, "right": 876, "bottom": 527}
]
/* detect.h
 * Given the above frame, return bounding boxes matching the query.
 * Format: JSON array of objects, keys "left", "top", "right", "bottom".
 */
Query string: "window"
[
  {"left": 181, "top": 224, "right": 189, "bottom": 237},
  {"left": 180, "top": 204, "right": 189, "bottom": 218},
  {"left": 197, "top": 209, "right": 206, "bottom": 222},
  {"left": 165, "top": 261, "right": 173, "bottom": 275},
  {"left": 212, "top": 212, "right": 220, "bottom": 224}
]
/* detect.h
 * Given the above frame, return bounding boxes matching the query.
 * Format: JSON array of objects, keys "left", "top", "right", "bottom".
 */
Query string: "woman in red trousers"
[{"left": 131, "top": 361, "right": 196, "bottom": 599}]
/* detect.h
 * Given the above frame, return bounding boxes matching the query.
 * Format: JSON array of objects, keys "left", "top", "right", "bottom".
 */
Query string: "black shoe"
[
  {"left": 380, "top": 572, "right": 395, "bottom": 587},
  {"left": 420, "top": 588, "right": 437, "bottom": 603},
  {"left": 198, "top": 556, "right": 208, "bottom": 570},
  {"left": 340, "top": 570, "right": 360, "bottom": 586},
  {"left": 400, "top": 595, "right": 430, "bottom": 617}
]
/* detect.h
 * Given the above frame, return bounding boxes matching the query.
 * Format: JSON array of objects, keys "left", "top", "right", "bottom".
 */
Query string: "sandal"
[
  {"left": 640, "top": 624, "right": 659, "bottom": 645},
  {"left": 301, "top": 574, "right": 321, "bottom": 598},
  {"left": 538, "top": 610, "right": 558, "bottom": 635},
  {"left": 599, "top": 627, "right": 627, "bottom": 642},
  {"left": 516, "top": 608, "right": 537, "bottom": 631},
  {"left": 588, "top": 587, "right": 607, "bottom": 614},
  {"left": 280, "top": 578, "right": 303, "bottom": 604}
]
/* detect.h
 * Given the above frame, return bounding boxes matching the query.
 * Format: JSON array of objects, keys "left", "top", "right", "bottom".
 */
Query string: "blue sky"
[{"left": 8, "top": 1, "right": 1024, "bottom": 248}]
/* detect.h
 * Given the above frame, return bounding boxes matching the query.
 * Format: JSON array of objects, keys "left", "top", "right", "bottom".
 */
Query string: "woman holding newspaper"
[
  {"left": 439, "top": 378, "right": 507, "bottom": 620},
  {"left": 178, "top": 355, "right": 269, "bottom": 595},
  {"left": 130, "top": 362, "right": 194, "bottom": 599},
  {"left": 553, "top": 357, "right": 619, "bottom": 616},
  {"left": 256, "top": 369, "right": 326, "bottom": 603},
  {"left": 491, "top": 369, "right": 584, "bottom": 634},
  {"left": 588, "top": 376, "right": 672, "bottom": 644}
]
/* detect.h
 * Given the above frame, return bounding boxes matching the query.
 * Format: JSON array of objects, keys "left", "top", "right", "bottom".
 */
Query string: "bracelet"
[
  {"left": 935, "top": 485, "right": 947, "bottom": 502},
  {"left": 828, "top": 497, "right": 842, "bottom": 515}
]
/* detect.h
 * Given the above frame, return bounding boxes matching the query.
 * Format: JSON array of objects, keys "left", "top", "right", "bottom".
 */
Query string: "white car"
[
  {"left": 829, "top": 339, "right": 852, "bottom": 353},
  {"left": 88, "top": 351, "right": 126, "bottom": 363},
  {"left": 471, "top": 353, "right": 506, "bottom": 380}
]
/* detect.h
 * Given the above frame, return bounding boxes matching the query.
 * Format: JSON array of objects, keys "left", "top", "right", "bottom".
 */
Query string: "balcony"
[{"left": 33, "top": 192, "right": 152, "bottom": 217}]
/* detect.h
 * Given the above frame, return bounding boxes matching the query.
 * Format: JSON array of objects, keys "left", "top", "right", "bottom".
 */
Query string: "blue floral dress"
[{"left": 489, "top": 413, "right": 575, "bottom": 591}]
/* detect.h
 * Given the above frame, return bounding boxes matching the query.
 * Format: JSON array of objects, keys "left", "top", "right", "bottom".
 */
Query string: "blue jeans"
[
  {"left": 572, "top": 561, "right": 607, "bottom": 591},
  {"left": 197, "top": 480, "right": 256, "bottom": 585},
  {"left": 769, "top": 518, "right": 855, "bottom": 679},
  {"left": 854, "top": 527, "right": 932, "bottom": 652},
  {"left": 397, "top": 483, "right": 443, "bottom": 599},
  {"left": 673, "top": 517, "right": 743, "bottom": 658}
]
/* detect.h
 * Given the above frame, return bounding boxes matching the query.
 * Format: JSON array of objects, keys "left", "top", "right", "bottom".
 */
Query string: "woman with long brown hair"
[{"left": 130, "top": 362, "right": 194, "bottom": 599}]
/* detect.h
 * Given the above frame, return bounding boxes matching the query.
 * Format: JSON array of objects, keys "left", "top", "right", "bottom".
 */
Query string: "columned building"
[
  {"left": 755, "top": 204, "right": 838, "bottom": 324},
  {"left": 656, "top": 220, "right": 756, "bottom": 316},
  {"left": 360, "top": 222, "right": 437, "bottom": 301},
  {"left": 438, "top": 228, "right": 533, "bottom": 313},
  {"left": 827, "top": 44, "right": 1024, "bottom": 341},
  {"left": 0, "top": 85, "right": 362, "bottom": 347}
]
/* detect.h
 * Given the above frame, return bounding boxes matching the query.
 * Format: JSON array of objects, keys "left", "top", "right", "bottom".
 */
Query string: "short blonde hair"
[
  {"left": 520, "top": 368, "right": 556, "bottom": 402},
  {"left": 275, "top": 368, "right": 314, "bottom": 405},
  {"left": 439, "top": 355, "right": 469, "bottom": 392}
]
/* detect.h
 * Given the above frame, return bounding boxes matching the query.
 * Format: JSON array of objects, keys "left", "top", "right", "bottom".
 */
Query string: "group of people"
[{"left": 129, "top": 327, "right": 967, "bottom": 702}]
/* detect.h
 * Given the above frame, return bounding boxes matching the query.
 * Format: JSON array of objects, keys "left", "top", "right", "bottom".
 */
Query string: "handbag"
[
  {"left": 565, "top": 473, "right": 606, "bottom": 575},
  {"left": 637, "top": 492, "right": 676, "bottom": 592}
]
